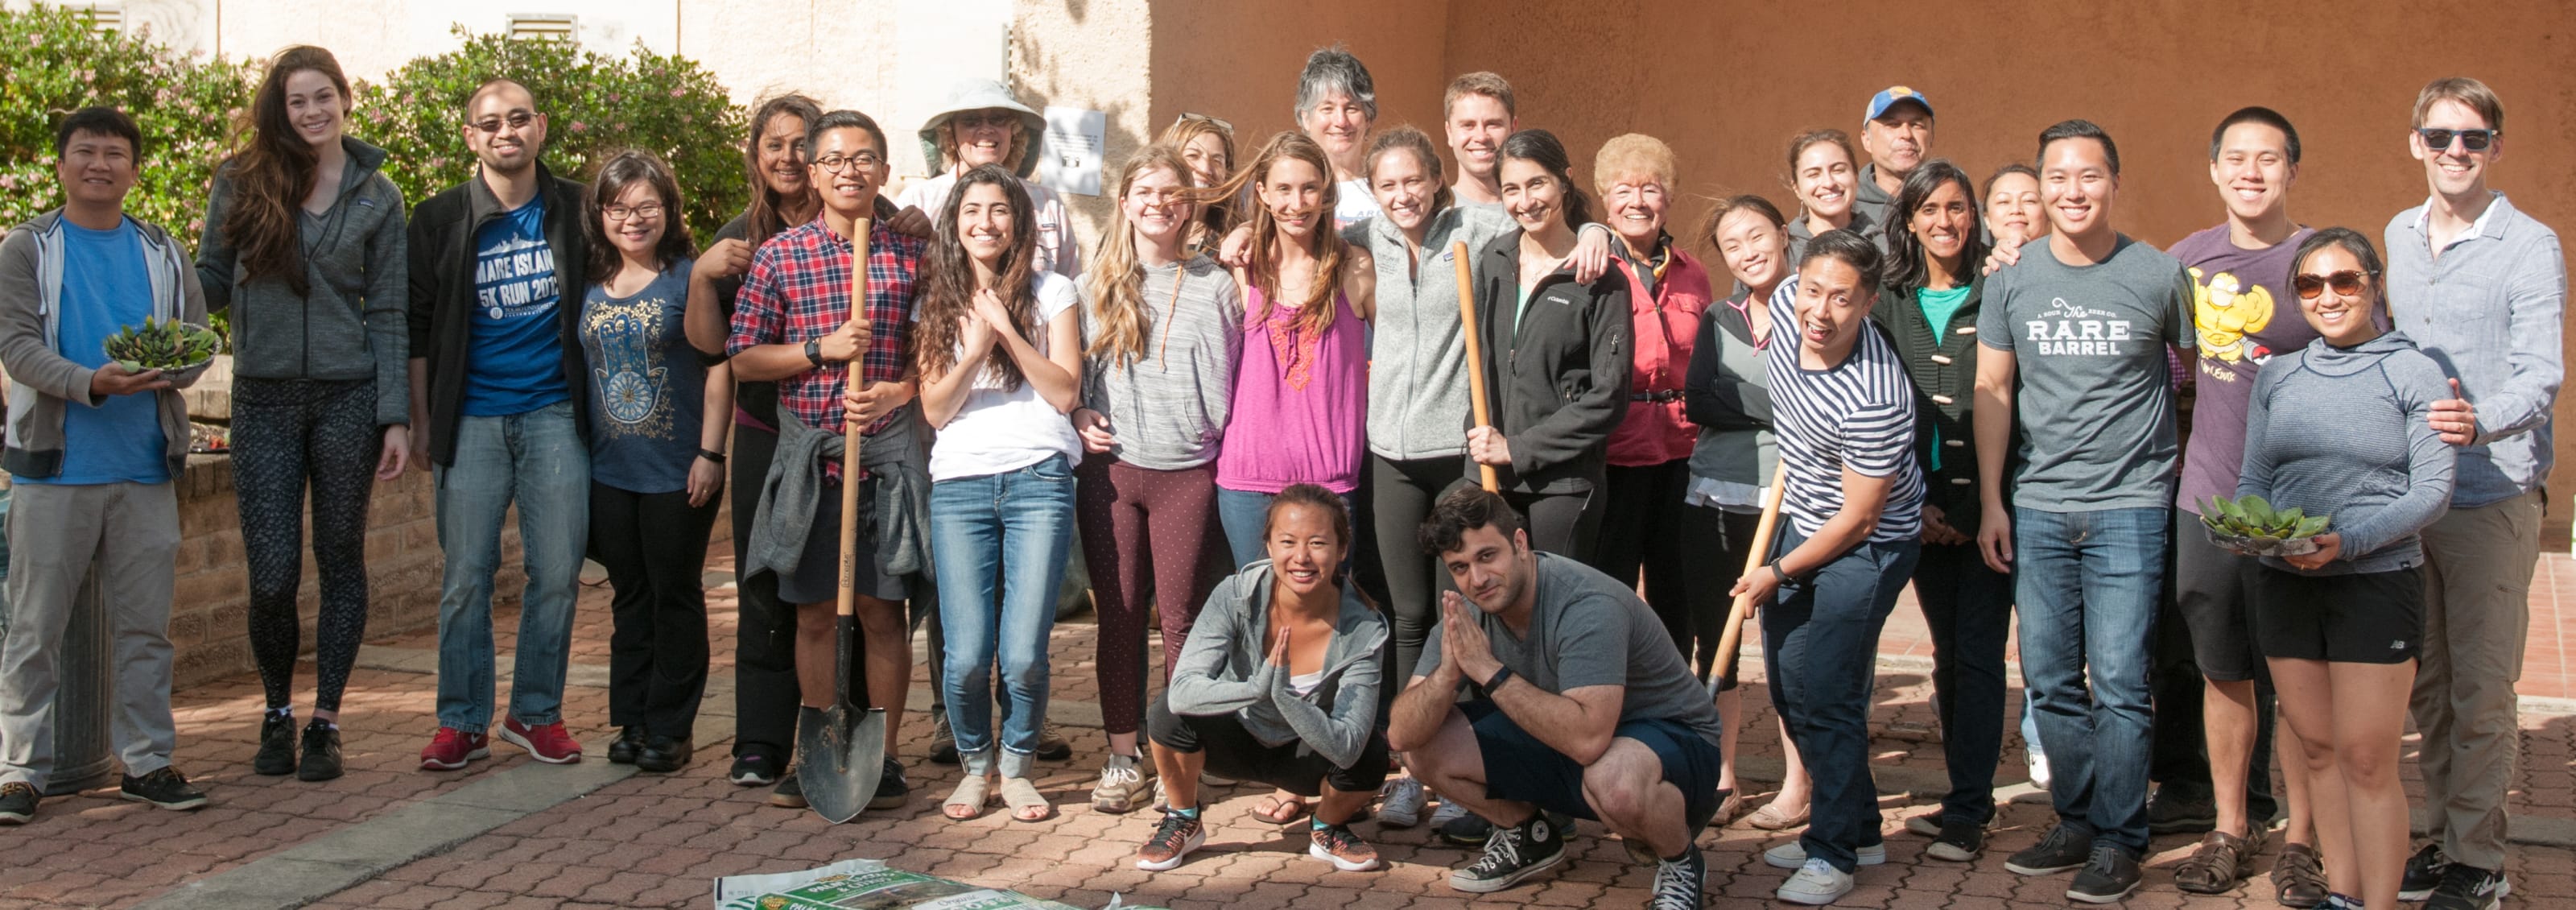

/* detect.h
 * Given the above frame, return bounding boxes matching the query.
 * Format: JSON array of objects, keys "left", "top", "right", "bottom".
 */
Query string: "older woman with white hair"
[
  {"left": 1294, "top": 45, "right": 1382, "bottom": 228},
  {"left": 896, "top": 77, "right": 1083, "bottom": 279}
]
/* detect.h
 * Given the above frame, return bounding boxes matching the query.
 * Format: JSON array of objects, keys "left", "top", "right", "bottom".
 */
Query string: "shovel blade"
[{"left": 797, "top": 704, "right": 888, "bottom": 824}]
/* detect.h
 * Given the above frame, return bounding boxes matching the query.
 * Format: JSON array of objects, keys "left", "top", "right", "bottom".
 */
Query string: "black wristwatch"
[
  {"left": 699, "top": 449, "right": 727, "bottom": 464},
  {"left": 1482, "top": 664, "right": 1515, "bottom": 693},
  {"left": 804, "top": 338, "right": 825, "bottom": 367}
]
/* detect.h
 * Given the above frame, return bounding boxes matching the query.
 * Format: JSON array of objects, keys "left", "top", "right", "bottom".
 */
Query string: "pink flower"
[
  {"left": 0, "top": 175, "right": 17, "bottom": 190},
  {"left": 668, "top": 87, "right": 683, "bottom": 98},
  {"left": 570, "top": 121, "right": 588, "bottom": 133}
]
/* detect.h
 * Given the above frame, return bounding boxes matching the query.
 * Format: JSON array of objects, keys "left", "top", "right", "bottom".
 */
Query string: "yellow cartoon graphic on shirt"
[{"left": 2192, "top": 267, "right": 2275, "bottom": 365}]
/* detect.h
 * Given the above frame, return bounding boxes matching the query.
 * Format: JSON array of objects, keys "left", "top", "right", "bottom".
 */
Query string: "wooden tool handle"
[
  {"left": 1451, "top": 241, "right": 1499, "bottom": 492},
  {"left": 1709, "top": 468, "right": 1787, "bottom": 681},
  {"left": 837, "top": 218, "right": 873, "bottom": 621}
]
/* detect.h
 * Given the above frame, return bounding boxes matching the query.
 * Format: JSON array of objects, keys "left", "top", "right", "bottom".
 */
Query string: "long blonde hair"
[
  {"left": 1085, "top": 147, "right": 1196, "bottom": 367},
  {"left": 1201, "top": 131, "right": 1345, "bottom": 337}
]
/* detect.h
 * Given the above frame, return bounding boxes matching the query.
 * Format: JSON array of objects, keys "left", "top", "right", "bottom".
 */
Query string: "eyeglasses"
[
  {"left": 469, "top": 111, "right": 537, "bottom": 134},
  {"left": 601, "top": 203, "right": 665, "bottom": 221},
  {"left": 2417, "top": 127, "right": 2500, "bottom": 152},
  {"left": 2292, "top": 269, "right": 2373, "bottom": 300},
  {"left": 812, "top": 152, "right": 882, "bottom": 173},
  {"left": 1173, "top": 112, "right": 1233, "bottom": 134}
]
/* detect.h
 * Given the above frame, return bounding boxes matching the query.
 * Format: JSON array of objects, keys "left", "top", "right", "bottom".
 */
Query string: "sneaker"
[
  {"left": 606, "top": 726, "right": 645, "bottom": 765},
  {"left": 119, "top": 767, "right": 209, "bottom": 811},
  {"left": 2028, "top": 749, "right": 2052, "bottom": 792},
  {"left": 635, "top": 735, "right": 693, "bottom": 774},
  {"left": 1309, "top": 822, "right": 1382, "bottom": 871},
  {"left": 2422, "top": 864, "right": 2510, "bottom": 910},
  {"left": 2004, "top": 824, "right": 2094, "bottom": 875},
  {"left": 770, "top": 769, "right": 808, "bottom": 809},
  {"left": 0, "top": 782, "right": 38, "bottom": 825},
  {"left": 297, "top": 721, "right": 344, "bottom": 782},
  {"left": 419, "top": 727, "right": 491, "bottom": 771},
  {"left": 498, "top": 718, "right": 583, "bottom": 763},
  {"left": 1775, "top": 858, "right": 1856, "bottom": 906},
  {"left": 1927, "top": 817, "right": 1986, "bottom": 862},
  {"left": 2145, "top": 788, "right": 2217, "bottom": 835},
  {"left": 1448, "top": 815, "right": 1566, "bottom": 893},
  {"left": 2400, "top": 844, "right": 2451, "bottom": 902},
  {"left": 254, "top": 713, "right": 298, "bottom": 776},
  {"left": 1377, "top": 776, "right": 1426, "bottom": 829},
  {"left": 1092, "top": 752, "right": 1148, "bottom": 813},
  {"left": 1036, "top": 721, "right": 1073, "bottom": 761},
  {"left": 1437, "top": 803, "right": 1492, "bottom": 846},
  {"left": 2066, "top": 843, "right": 2143, "bottom": 904},
  {"left": 1903, "top": 809, "right": 1945, "bottom": 838},
  {"left": 930, "top": 714, "right": 960, "bottom": 765},
  {"left": 869, "top": 757, "right": 911, "bottom": 810},
  {"left": 1762, "top": 840, "right": 1885, "bottom": 869},
  {"left": 1135, "top": 812, "right": 1207, "bottom": 871},
  {"left": 729, "top": 747, "right": 783, "bottom": 786},
  {"left": 1649, "top": 844, "right": 1706, "bottom": 909}
]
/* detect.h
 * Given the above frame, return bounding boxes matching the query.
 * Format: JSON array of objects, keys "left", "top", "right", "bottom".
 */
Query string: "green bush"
[{"left": 361, "top": 27, "right": 748, "bottom": 246}]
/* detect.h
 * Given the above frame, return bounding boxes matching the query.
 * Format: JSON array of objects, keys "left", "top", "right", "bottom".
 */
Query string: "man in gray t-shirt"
[
  {"left": 1968, "top": 120, "right": 2194, "bottom": 898},
  {"left": 1391, "top": 488, "right": 1723, "bottom": 904}
]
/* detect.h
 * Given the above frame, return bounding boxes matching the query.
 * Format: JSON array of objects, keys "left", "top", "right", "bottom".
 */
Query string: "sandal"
[
  {"left": 2174, "top": 829, "right": 2264, "bottom": 894},
  {"left": 1000, "top": 776, "right": 1054, "bottom": 822},
  {"left": 1253, "top": 793, "right": 1311, "bottom": 825},
  {"left": 2272, "top": 842, "right": 2329, "bottom": 908},
  {"left": 943, "top": 776, "right": 992, "bottom": 821}
]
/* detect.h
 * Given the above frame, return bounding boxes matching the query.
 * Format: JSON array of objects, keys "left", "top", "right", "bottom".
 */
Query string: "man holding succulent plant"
[{"left": 0, "top": 107, "right": 212, "bottom": 824}]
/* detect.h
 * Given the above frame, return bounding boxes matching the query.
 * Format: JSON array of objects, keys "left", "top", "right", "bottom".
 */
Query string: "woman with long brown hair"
[
  {"left": 1154, "top": 114, "right": 1236, "bottom": 249},
  {"left": 195, "top": 44, "right": 410, "bottom": 784}
]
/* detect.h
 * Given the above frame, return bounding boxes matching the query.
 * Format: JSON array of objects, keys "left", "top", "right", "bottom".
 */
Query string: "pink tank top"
[{"left": 1214, "top": 287, "right": 1367, "bottom": 494}]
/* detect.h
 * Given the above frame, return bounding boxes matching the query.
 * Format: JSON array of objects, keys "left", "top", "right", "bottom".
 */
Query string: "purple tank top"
[{"left": 1215, "top": 286, "right": 1367, "bottom": 494}]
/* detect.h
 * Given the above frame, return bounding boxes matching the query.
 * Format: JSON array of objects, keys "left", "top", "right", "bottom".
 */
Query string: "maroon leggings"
[{"left": 1077, "top": 457, "right": 1229, "bottom": 736}]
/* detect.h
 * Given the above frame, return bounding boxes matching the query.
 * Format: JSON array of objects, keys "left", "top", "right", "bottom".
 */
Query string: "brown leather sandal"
[
  {"left": 2174, "top": 829, "right": 2264, "bottom": 893},
  {"left": 2272, "top": 842, "right": 2329, "bottom": 908}
]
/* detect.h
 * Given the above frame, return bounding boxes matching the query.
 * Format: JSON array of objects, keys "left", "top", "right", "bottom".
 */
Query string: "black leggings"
[
  {"left": 590, "top": 482, "right": 720, "bottom": 739},
  {"left": 1147, "top": 694, "right": 1390, "bottom": 798},
  {"left": 233, "top": 378, "right": 381, "bottom": 714},
  {"left": 1372, "top": 453, "right": 1468, "bottom": 686},
  {"left": 1596, "top": 459, "right": 1699, "bottom": 667},
  {"left": 1505, "top": 483, "right": 1603, "bottom": 565},
  {"left": 1678, "top": 503, "right": 1761, "bottom": 689}
]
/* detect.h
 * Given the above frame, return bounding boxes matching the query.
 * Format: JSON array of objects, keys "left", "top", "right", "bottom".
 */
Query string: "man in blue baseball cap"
[{"left": 1856, "top": 86, "right": 1934, "bottom": 226}]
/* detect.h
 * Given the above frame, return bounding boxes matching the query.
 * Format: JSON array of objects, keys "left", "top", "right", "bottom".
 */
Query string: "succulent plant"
[
  {"left": 2201, "top": 494, "right": 2332, "bottom": 540},
  {"left": 104, "top": 316, "right": 222, "bottom": 372}
]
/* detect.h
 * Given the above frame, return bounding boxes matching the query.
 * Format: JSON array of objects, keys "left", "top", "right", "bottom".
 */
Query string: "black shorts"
[
  {"left": 1459, "top": 700, "right": 1724, "bottom": 827},
  {"left": 1146, "top": 696, "right": 1390, "bottom": 797},
  {"left": 775, "top": 482, "right": 912, "bottom": 605},
  {"left": 2174, "top": 510, "right": 2264, "bottom": 680},
  {"left": 2252, "top": 565, "right": 2424, "bottom": 664}
]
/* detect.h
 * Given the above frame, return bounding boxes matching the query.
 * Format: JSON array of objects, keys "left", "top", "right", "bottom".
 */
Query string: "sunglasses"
[
  {"left": 2292, "top": 269, "right": 2373, "bottom": 300},
  {"left": 2417, "top": 127, "right": 2500, "bottom": 152},
  {"left": 469, "top": 111, "right": 538, "bottom": 134},
  {"left": 1173, "top": 112, "right": 1233, "bottom": 134}
]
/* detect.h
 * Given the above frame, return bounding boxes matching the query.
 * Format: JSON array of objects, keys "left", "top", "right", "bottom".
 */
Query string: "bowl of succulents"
[
  {"left": 103, "top": 317, "right": 223, "bottom": 383},
  {"left": 2201, "top": 494, "right": 2330, "bottom": 558}
]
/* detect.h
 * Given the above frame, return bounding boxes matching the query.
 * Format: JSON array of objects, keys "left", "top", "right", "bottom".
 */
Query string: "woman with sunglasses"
[
  {"left": 2238, "top": 228, "right": 2454, "bottom": 910},
  {"left": 1155, "top": 114, "right": 1236, "bottom": 250},
  {"left": 1783, "top": 130, "right": 1881, "bottom": 260}
]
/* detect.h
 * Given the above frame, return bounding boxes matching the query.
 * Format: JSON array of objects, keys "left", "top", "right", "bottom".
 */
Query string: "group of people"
[{"left": 0, "top": 38, "right": 2558, "bottom": 910}]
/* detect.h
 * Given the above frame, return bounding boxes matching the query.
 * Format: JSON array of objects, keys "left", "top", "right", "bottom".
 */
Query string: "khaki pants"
[
  {"left": 2409, "top": 489, "right": 2541, "bottom": 871},
  {"left": 0, "top": 481, "right": 180, "bottom": 788}
]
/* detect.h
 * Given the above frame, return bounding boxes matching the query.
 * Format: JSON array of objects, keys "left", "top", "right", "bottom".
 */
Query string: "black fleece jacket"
[
  {"left": 1470, "top": 229, "right": 1632, "bottom": 494},
  {"left": 405, "top": 161, "right": 589, "bottom": 466}
]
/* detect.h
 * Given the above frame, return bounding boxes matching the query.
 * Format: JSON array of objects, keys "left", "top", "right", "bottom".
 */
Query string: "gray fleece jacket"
[
  {"left": 1165, "top": 560, "right": 1389, "bottom": 769},
  {"left": 0, "top": 210, "right": 208, "bottom": 480},
  {"left": 2238, "top": 330, "right": 2457, "bottom": 574},
  {"left": 1079, "top": 255, "right": 1241, "bottom": 470},
  {"left": 196, "top": 136, "right": 411, "bottom": 425}
]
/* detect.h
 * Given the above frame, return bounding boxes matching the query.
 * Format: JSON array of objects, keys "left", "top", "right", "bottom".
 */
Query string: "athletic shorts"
[
  {"left": 1459, "top": 699, "right": 1724, "bottom": 828},
  {"left": 776, "top": 482, "right": 912, "bottom": 605},
  {"left": 2252, "top": 565, "right": 2423, "bottom": 665},
  {"left": 2174, "top": 510, "right": 2264, "bottom": 680}
]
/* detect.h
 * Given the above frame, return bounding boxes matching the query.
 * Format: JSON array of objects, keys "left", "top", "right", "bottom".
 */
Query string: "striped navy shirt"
[{"left": 1763, "top": 276, "right": 1925, "bottom": 543}]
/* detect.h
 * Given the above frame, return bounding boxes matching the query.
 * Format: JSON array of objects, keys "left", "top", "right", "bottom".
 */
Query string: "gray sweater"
[
  {"left": 1349, "top": 204, "right": 1517, "bottom": 461},
  {"left": 196, "top": 137, "right": 411, "bottom": 425},
  {"left": 2238, "top": 331, "right": 2456, "bottom": 574},
  {"left": 1165, "top": 561, "right": 1388, "bottom": 769},
  {"left": 1078, "top": 255, "right": 1241, "bottom": 470}
]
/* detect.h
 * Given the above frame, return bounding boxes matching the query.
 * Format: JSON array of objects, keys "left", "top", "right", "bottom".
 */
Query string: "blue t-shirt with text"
[
  {"left": 24, "top": 218, "right": 169, "bottom": 486},
  {"left": 463, "top": 196, "right": 571, "bottom": 416}
]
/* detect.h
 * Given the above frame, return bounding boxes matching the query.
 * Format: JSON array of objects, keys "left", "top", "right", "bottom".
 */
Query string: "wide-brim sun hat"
[{"left": 919, "top": 77, "right": 1046, "bottom": 179}]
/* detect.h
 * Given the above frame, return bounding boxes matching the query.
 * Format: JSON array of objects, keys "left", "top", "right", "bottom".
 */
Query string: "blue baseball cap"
[{"left": 1864, "top": 86, "right": 1934, "bottom": 120}]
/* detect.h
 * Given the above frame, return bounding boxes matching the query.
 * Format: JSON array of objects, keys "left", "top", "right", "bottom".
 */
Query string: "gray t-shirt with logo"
[
  {"left": 1978, "top": 235, "right": 2197, "bottom": 511},
  {"left": 1418, "top": 552, "right": 1725, "bottom": 747}
]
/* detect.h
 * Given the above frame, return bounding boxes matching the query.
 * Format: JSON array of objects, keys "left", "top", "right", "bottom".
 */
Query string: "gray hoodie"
[
  {"left": 2238, "top": 330, "right": 2456, "bottom": 574},
  {"left": 1164, "top": 560, "right": 1388, "bottom": 769},
  {"left": 0, "top": 210, "right": 208, "bottom": 480},
  {"left": 196, "top": 136, "right": 410, "bottom": 425}
]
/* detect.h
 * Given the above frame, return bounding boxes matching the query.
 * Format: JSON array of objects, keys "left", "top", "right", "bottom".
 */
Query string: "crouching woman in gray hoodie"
[
  {"left": 2236, "top": 227, "right": 2455, "bottom": 910},
  {"left": 1135, "top": 483, "right": 1391, "bottom": 875}
]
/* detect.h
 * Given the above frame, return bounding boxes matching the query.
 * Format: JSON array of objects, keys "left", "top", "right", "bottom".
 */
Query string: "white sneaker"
[
  {"left": 1775, "top": 858, "right": 1856, "bottom": 905},
  {"left": 2028, "top": 751, "right": 2052, "bottom": 792},
  {"left": 1429, "top": 797, "right": 1472, "bottom": 830},
  {"left": 1378, "top": 777, "right": 1426, "bottom": 829},
  {"left": 1763, "top": 840, "right": 1885, "bottom": 869}
]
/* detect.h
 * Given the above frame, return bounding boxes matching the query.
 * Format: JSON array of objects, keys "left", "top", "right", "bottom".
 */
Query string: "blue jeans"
[
  {"left": 2013, "top": 505, "right": 2166, "bottom": 853},
  {"left": 932, "top": 453, "right": 1077, "bottom": 778},
  {"left": 433, "top": 401, "right": 589, "bottom": 734},
  {"left": 1763, "top": 527, "right": 1920, "bottom": 872},
  {"left": 1216, "top": 486, "right": 1355, "bottom": 573}
]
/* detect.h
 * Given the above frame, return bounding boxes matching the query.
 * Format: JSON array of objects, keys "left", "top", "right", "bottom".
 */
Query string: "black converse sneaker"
[
  {"left": 1649, "top": 844, "right": 1705, "bottom": 910},
  {"left": 1448, "top": 814, "right": 1566, "bottom": 894}
]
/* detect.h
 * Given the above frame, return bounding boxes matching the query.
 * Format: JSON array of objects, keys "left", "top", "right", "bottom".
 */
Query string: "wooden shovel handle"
[
  {"left": 837, "top": 218, "right": 872, "bottom": 621},
  {"left": 1451, "top": 241, "right": 1498, "bottom": 492},
  {"left": 1710, "top": 469, "right": 1787, "bottom": 682}
]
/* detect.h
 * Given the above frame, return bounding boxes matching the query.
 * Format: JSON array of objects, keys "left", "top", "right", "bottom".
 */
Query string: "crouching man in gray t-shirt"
[{"left": 1391, "top": 487, "right": 1725, "bottom": 910}]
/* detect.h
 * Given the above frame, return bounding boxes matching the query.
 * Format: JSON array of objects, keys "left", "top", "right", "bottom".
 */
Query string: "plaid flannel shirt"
[{"left": 727, "top": 217, "right": 928, "bottom": 442}]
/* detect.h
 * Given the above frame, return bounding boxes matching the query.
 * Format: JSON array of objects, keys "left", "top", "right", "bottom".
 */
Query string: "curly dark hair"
[
  {"left": 1418, "top": 486, "right": 1526, "bottom": 556},
  {"left": 914, "top": 164, "right": 1041, "bottom": 391}
]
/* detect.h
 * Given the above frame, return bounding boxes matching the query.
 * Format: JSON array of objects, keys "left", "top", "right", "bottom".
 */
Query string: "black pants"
[
  {"left": 1597, "top": 460, "right": 1699, "bottom": 670},
  {"left": 1678, "top": 503, "right": 1760, "bottom": 689},
  {"left": 1373, "top": 454, "right": 1468, "bottom": 686},
  {"left": 1913, "top": 540, "right": 2013, "bottom": 824},
  {"left": 2149, "top": 559, "right": 2281, "bottom": 817},
  {"left": 730, "top": 422, "right": 802, "bottom": 759},
  {"left": 591, "top": 481, "right": 720, "bottom": 739},
  {"left": 1505, "top": 482, "right": 1604, "bottom": 566},
  {"left": 233, "top": 378, "right": 381, "bottom": 714},
  {"left": 1148, "top": 693, "right": 1390, "bottom": 798}
]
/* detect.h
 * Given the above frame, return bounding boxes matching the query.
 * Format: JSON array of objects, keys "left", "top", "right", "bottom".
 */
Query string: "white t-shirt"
[
  {"left": 926, "top": 271, "right": 1086, "bottom": 482},
  {"left": 896, "top": 172, "right": 1084, "bottom": 279},
  {"left": 1333, "top": 177, "right": 1381, "bottom": 229}
]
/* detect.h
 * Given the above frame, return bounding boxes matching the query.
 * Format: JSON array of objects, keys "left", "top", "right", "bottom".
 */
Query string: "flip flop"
[
  {"left": 943, "top": 775, "right": 991, "bottom": 821},
  {"left": 1253, "top": 793, "right": 1310, "bottom": 825},
  {"left": 1001, "top": 776, "right": 1054, "bottom": 822}
]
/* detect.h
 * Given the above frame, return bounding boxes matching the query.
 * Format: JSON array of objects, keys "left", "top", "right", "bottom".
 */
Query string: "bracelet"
[
  {"left": 1482, "top": 664, "right": 1515, "bottom": 693},
  {"left": 699, "top": 449, "right": 727, "bottom": 464},
  {"left": 1770, "top": 561, "right": 1792, "bottom": 585}
]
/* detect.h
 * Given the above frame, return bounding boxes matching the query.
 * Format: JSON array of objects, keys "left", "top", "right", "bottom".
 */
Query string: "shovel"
[
  {"left": 800, "top": 217, "right": 890, "bottom": 824},
  {"left": 1708, "top": 469, "right": 1786, "bottom": 697}
]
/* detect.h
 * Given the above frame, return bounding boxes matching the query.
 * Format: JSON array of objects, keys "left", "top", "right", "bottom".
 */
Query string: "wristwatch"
[{"left": 804, "top": 338, "right": 825, "bottom": 367}]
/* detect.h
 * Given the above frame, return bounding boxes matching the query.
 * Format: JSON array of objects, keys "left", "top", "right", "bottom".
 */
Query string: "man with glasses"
[
  {"left": 405, "top": 79, "right": 593, "bottom": 771},
  {"left": 1853, "top": 87, "right": 1934, "bottom": 227},
  {"left": 2384, "top": 77, "right": 2563, "bottom": 910}
]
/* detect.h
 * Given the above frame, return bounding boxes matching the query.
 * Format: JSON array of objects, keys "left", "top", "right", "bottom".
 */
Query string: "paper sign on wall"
[{"left": 1037, "top": 105, "right": 1105, "bottom": 196}]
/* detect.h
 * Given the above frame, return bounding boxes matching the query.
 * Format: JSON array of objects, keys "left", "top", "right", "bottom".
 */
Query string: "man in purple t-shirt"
[{"left": 2158, "top": 106, "right": 2322, "bottom": 898}]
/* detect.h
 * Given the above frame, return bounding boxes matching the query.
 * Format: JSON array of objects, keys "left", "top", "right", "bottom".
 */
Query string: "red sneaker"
[
  {"left": 419, "top": 728, "right": 490, "bottom": 771},
  {"left": 498, "top": 718, "right": 583, "bottom": 764}
]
